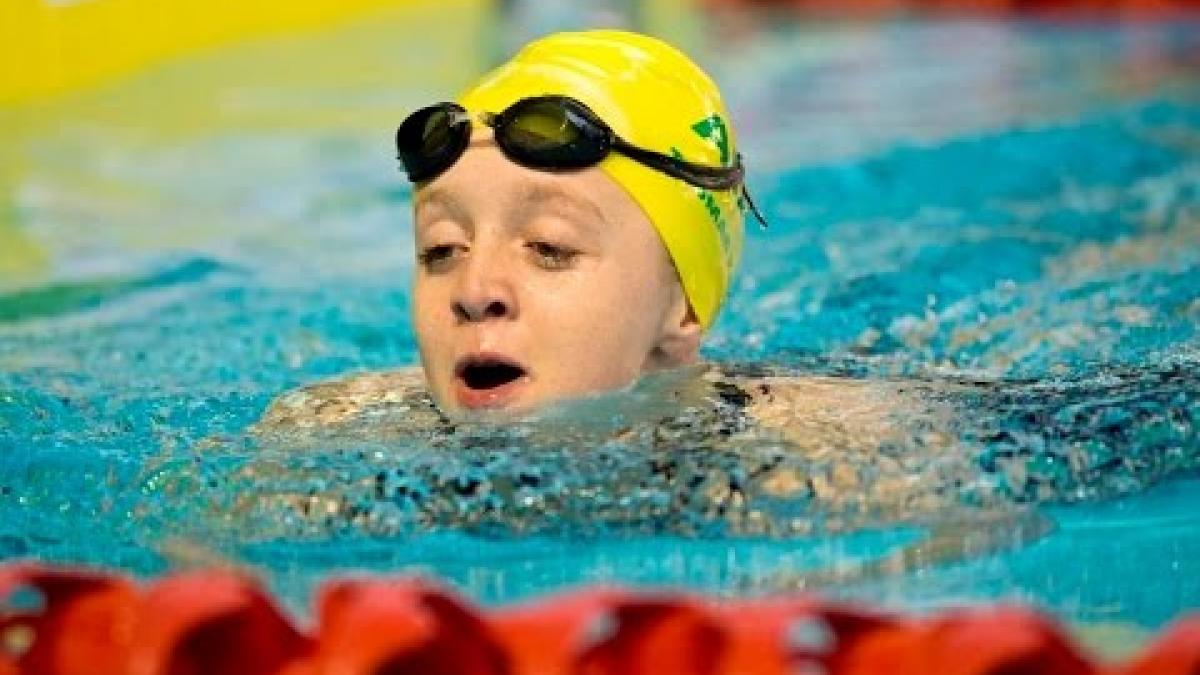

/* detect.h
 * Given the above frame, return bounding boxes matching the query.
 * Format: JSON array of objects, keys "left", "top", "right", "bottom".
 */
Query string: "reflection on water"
[{"left": 0, "top": 5, "right": 1198, "bottom": 634}]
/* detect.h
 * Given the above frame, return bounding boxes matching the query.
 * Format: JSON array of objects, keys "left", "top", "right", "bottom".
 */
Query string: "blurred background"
[{"left": 1, "top": 0, "right": 1198, "bottom": 288}]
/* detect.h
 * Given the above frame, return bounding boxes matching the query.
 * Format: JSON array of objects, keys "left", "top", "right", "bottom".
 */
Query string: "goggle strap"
[
  {"left": 741, "top": 186, "right": 769, "bottom": 229},
  {"left": 611, "top": 138, "right": 744, "bottom": 191}
]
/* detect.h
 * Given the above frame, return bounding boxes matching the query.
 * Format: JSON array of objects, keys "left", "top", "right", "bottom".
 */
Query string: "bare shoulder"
[
  {"left": 717, "top": 367, "right": 982, "bottom": 517},
  {"left": 253, "top": 367, "right": 429, "bottom": 432},
  {"left": 721, "top": 370, "right": 965, "bottom": 455}
]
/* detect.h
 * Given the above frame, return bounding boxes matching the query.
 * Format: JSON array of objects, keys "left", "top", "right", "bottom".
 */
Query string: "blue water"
[{"left": 1, "top": 17, "right": 1198, "bottom": 630}]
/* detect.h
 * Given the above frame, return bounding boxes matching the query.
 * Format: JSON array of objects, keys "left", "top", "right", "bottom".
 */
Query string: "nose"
[{"left": 452, "top": 249, "right": 518, "bottom": 323}]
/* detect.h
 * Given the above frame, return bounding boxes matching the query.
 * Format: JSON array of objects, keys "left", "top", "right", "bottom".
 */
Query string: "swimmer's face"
[{"left": 411, "top": 128, "right": 702, "bottom": 416}]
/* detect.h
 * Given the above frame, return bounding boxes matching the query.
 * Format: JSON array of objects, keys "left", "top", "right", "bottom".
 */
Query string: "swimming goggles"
[{"left": 395, "top": 95, "right": 766, "bottom": 226}]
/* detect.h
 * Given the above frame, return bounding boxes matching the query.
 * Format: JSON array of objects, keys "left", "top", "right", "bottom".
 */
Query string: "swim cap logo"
[
  {"left": 692, "top": 115, "right": 731, "bottom": 166},
  {"left": 672, "top": 115, "right": 734, "bottom": 273}
]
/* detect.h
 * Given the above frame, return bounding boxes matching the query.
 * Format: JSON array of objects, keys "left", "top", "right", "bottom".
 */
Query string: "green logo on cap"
[
  {"left": 692, "top": 115, "right": 731, "bottom": 166},
  {"left": 671, "top": 115, "right": 733, "bottom": 272}
]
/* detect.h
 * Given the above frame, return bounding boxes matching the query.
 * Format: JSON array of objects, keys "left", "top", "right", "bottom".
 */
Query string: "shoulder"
[
  {"left": 716, "top": 368, "right": 965, "bottom": 455},
  {"left": 714, "top": 367, "right": 984, "bottom": 516},
  {"left": 253, "top": 367, "right": 432, "bottom": 433},
  {"left": 722, "top": 370, "right": 900, "bottom": 421}
]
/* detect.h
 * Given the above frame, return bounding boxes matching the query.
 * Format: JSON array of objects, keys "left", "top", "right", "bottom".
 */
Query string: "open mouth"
[
  {"left": 459, "top": 359, "right": 526, "bottom": 390},
  {"left": 453, "top": 355, "right": 530, "bottom": 409}
]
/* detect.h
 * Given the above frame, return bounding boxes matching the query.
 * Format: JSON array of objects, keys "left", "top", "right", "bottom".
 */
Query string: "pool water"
[{"left": 1, "top": 5, "right": 1198, "bottom": 640}]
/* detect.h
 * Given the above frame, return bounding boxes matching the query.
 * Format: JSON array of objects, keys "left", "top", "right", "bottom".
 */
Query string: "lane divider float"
[{"left": 2, "top": 563, "right": 1198, "bottom": 674}]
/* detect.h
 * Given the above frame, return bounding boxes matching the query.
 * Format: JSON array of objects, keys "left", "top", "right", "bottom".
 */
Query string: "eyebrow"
[
  {"left": 510, "top": 182, "right": 610, "bottom": 233},
  {"left": 412, "top": 180, "right": 611, "bottom": 236},
  {"left": 413, "top": 187, "right": 468, "bottom": 222}
]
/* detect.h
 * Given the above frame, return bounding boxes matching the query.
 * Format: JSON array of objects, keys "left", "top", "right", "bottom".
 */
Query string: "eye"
[
  {"left": 527, "top": 241, "right": 578, "bottom": 270},
  {"left": 418, "top": 244, "right": 463, "bottom": 271}
]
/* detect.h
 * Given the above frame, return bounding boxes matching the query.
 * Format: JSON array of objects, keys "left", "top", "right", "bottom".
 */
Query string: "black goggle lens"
[
  {"left": 417, "top": 109, "right": 458, "bottom": 154},
  {"left": 395, "top": 103, "right": 469, "bottom": 182},
  {"left": 492, "top": 98, "right": 610, "bottom": 170},
  {"left": 505, "top": 101, "right": 576, "bottom": 149}
]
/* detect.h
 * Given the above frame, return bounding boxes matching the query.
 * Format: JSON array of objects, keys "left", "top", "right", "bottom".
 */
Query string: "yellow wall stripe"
[{"left": 0, "top": 0, "right": 427, "bottom": 104}]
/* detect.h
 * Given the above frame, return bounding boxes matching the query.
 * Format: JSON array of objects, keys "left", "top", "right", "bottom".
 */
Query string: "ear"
[{"left": 648, "top": 285, "right": 704, "bottom": 369}]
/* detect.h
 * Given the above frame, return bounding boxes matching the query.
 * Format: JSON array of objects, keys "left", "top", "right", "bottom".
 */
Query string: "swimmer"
[
  {"left": 256, "top": 29, "right": 881, "bottom": 431},
  {"left": 241, "top": 30, "right": 1013, "bottom": 585},
  {"left": 252, "top": 30, "right": 955, "bottom": 512},
  {"left": 254, "top": 29, "right": 978, "bottom": 490},
  {"left": 245, "top": 30, "right": 1198, "bottom": 587}
]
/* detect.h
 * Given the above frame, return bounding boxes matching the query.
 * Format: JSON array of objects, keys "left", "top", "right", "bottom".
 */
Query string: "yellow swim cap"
[{"left": 458, "top": 30, "right": 745, "bottom": 328}]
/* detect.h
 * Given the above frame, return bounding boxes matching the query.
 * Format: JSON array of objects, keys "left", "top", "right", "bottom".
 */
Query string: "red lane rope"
[{"left": 2, "top": 563, "right": 1198, "bottom": 675}]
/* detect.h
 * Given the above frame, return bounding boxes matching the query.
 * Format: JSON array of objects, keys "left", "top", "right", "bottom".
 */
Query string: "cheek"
[
  {"left": 411, "top": 279, "right": 449, "bottom": 350},
  {"left": 524, "top": 262, "right": 669, "bottom": 354}
]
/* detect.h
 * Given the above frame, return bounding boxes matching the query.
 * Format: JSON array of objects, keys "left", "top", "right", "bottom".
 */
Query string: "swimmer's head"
[
  {"left": 457, "top": 30, "right": 747, "bottom": 324},
  {"left": 402, "top": 30, "right": 750, "bottom": 414}
]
